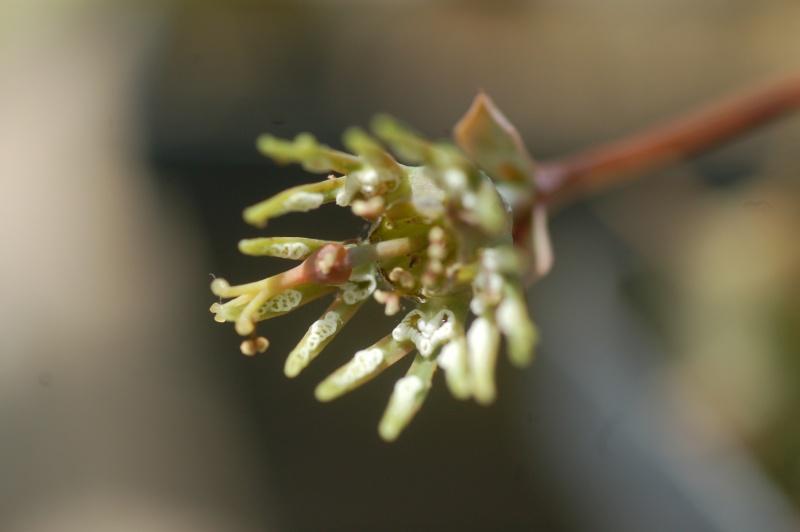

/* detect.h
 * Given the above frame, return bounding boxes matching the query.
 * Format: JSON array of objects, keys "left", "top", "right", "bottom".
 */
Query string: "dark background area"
[{"left": 3, "top": 1, "right": 800, "bottom": 530}]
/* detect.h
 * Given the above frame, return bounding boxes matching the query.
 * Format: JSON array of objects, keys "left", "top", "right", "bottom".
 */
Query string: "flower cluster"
[{"left": 210, "top": 94, "right": 547, "bottom": 441}]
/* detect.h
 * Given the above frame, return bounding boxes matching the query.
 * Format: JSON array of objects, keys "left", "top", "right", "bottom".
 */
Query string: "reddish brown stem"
[{"left": 536, "top": 74, "right": 800, "bottom": 208}]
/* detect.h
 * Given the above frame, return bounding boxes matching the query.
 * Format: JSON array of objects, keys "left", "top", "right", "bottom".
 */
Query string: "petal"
[
  {"left": 284, "top": 265, "right": 377, "bottom": 377},
  {"left": 314, "top": 334, "right": 414, "bottom": 402},
  {"left": 238, "top": 237, "right": 336, "bottom": 260},
  {"left": 466, "top": 315, "right": 501, "bottom": 405},
  {"left": 378, "top": 354, "right": 437, "bottom": 442},
  {"left": 284, "top": 296, "right": 366, "bottom": 378},
  {"left": 497, "top": 284, "right": 539, "bottom": 367},
  {"left": 243, "top": 178, "right": 344, "bottom": 228},
  {"left": 257, "top": 133, "right": 362, "bottom": 174},
  {"left": 453, "top": 92, "right": 536, "bottom": 188},
  {"left": 438, "top": 335, "right": 471, "bottom": 400},
  {"left": 342, "top": 126, "right": 404, "bottom": 178},
  {"left": 211, "top": 283, "right": 336, "bottom": 324}
]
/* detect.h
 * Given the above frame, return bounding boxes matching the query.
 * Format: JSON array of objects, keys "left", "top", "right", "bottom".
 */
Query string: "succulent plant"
[{"left": 210, "top": 93, "right": 549, "bottom": 441}]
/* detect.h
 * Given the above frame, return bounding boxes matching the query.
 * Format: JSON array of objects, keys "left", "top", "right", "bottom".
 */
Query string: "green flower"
[{"left": 210, "top": 94, "right": 546, "bottom": 441}]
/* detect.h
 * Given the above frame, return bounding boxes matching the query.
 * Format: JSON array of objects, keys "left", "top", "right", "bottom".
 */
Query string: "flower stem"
[{"left": 536, "top": 73, "right": 800, "bottom": 208}]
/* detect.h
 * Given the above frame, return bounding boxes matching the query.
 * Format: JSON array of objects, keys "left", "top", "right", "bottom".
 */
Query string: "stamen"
[
  {"left": 373, "top": 289, "right": 401, "bottom": 316},
  {"left": 388, "top": 268, "right": 416, "bottom": 290},
  {"left": 235, "top": 288, "right": 272, "bottom": 336},
  {"left": 210, "top": 274, "right": 288, "bottom": 299},
  {"left": 210, "top": 277, "right": 230, "bottom": 296},
  {"left": 378, "top": 375, "right": 425, "bottom": 442},
  {"left": 240, "top": 336, "right": 269, "bottom": 356},
  {"left": 210, "top": 294, "right": 254, "bottom": 322}
]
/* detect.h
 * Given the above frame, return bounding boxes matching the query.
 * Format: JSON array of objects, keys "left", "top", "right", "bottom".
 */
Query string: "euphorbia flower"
[{"left": 210, "top": 94, "right": 546, "bottom": 441}]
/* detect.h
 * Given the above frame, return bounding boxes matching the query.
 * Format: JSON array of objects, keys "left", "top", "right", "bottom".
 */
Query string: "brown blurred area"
[{"left": 2, "top": 0, "right": 800, "bottom": 530}]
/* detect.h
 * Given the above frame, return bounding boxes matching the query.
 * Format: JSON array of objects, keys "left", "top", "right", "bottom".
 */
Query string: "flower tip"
[
  {"left": 342, "top": 126, "right": 371, "bottom": 153},
  {"left": 378, "top": 420, "right": 401, "bottom": 442},
  {"left": 242, "top": 206, "right": 269, "bottom": 229},
  {"left": 378, "top": 375, "right": 425, "bottom": 442},
  {"left": 210, "top": 305, "right": 227, "bottom": 323},
  {"left": 210, "top": 277, "right": 231, "bottom": 297},
  {"left": 370, "top": 113, "right": 394, "bottom": 135},
  {"left": 256, "top": 134, "right": 291, "bottom": 162},
  {"left": 284, "top": 351, "right": 310, "bottom": 378},
  {"left": 467, "top": 316, "right": 500, "bottom": 405},
  {"left": 314, "top": 381, "right": 338, "bottom": 403},
  {"left": 284, "top": 359, "right": 301, "bottom": 379},
  {"left": 473, "top": 387, "right": 497, "bottom": 406},
  {"left": 235, "top": 318, "right": 255, "bottom": 336},
  {"left": 255, "top": 133, "right": 272, "bottom": 149}
]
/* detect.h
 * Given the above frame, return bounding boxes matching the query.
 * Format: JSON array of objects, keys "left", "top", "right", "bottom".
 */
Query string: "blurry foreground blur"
[{"left": 2, "top": 1, "right": 800, "bottom": 530}]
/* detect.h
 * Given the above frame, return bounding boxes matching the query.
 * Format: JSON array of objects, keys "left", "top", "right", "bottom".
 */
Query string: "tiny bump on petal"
[
  {"left": 283, "top": 191, "right": 324, "bottom": 212},
  {"left": 210, "top": 278, "right": 230, "bottom": 296}
]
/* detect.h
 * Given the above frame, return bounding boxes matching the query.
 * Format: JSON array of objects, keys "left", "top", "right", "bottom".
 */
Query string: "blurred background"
[{"left": 2, "top": 0, "right": 800, "bottom": 530}]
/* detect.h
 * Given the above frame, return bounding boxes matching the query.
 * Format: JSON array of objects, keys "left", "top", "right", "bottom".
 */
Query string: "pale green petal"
[
  {"left": 315, "top": 335, "right": 414, "bottom": 402},
  {"left": 257, "top": 133, "right": 362, "bottom": 174},
  {"left": 284, "top": 291, "right": 368, "bottom": 378},
  {"left": 378, "top": 354, "right": 437, "bottom": 442},
  {"left": 371, "top": 114, "right": 435, "bottom": 165},
  {"left": 342, "top": 127, "right": 403, "bottom": 177},
  {"left": 210, "top": 284, "right": 336, "bottom": 323},
  {"left": 243, "top": 178, "right": 344, "bottom": 228},
  {"left": 238, "top": 237, "right": 335, "bottom": 259},
  {"left": 497, "top": 285, "right": 538, "bottom": 367},
  {"left": 466, "top": 315, "right": 501, "bottom": 405}
]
